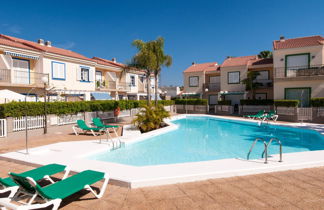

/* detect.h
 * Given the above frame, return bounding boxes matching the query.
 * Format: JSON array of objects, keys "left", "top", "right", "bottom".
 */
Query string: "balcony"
[
  {"left": 203, "top": 82, "right": 220, "bottom": 92},
  {"left": 117, "top": 82, "right": 131, "bottom": 92},
  {"left": 0, "top": 69, "right": 48, "bottom": 87},
  {"left": 254, "top": 79, "right": 273, "bottom": 88},
  {"left": 96, "top": 80, "right": 117, "bottom": 90},
  {"left": 275, "top": 65, "right": 324, "bottom": 79}
]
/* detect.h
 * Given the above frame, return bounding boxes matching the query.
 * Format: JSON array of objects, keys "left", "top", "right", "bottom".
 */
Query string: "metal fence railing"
[
  {"left": 275, "top": 65, "right": 324, "bottom": 78},
  {"left": 0, "top": 119, "right": 7, "bottom": 137}
]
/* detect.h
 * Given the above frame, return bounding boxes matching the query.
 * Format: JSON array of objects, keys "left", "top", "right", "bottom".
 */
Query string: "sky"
[{"left": 1, "top": 0, "right": 324, "bottom": 86}]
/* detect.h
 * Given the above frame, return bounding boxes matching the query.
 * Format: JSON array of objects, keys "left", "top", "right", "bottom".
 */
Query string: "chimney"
[
  {"left": 112, "top": 58, "right": 117, "bottom": 63},
  {"left": 45, "top": 41, "right": 52, "bottom": 47},
  {"left": 38, "top": 39, "right": 44, "bottom": 46},
  {"left": 279, "top": 36, "right": 285, "bottom": 42},
  {"left": 192, "top": 62, "right": 195, "bottom": 65}
]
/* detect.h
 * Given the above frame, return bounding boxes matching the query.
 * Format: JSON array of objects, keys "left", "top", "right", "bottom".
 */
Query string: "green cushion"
[
  {"left": 77, "top": 120, "right": 103, "bottom": 131},
  {"left": 0, "top": 177, "right": 17, "bottom": 187},
  {"left": 37, "top": 170, "right": 105, "bottom": 200},
  {"left": 2, "top": 164, "right": 66, "bottom": 189},
  {"left": 93, "top": 118, "right": 119, "bottom": 129}
]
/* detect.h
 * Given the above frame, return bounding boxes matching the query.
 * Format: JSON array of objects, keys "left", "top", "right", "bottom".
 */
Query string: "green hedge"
[
  {"left": 217, "top": 100, "right": 231, "bottom": 105},
  {"left": 240, "top": 99, "right": 274, "bottom": 105},
  {"left": 174, "top": 99, "right": 208, "bottom": 105},
  {"left": 274, "top": 100, "right": 299, "bottom": 107},
  {"left": 0, "top": 100, "right": 174, "bottom": 118},
  {"left": 311, "top": 98, "right": 324, "bottom": 107}
]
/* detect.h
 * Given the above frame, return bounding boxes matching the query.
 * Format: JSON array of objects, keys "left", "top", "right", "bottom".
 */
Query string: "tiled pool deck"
[
  {"left": 1, "top": 159, "right": 324, "bottom": 209},
  {"left": 1, "top": 117, "right": 324, "bottom": 209}
]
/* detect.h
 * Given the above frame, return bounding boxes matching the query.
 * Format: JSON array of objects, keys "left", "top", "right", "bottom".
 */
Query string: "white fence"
[
  {"left": 297, "top": 108, "right": 313, "bottom": 121},
  {"left": 13, "top": 116, "right": 45, "bottom": 131},
  {"left": 58, "top": 113, "right": 84, "bottom": 125},
  {"left": 318, "top": 107, "right": 324, "bottom": 117},
  {"left": 215, "top": 105, "right": 233, "bottom": 114},
  {"left": 0, "top": 119, "right": 7, "bottom": 137}
]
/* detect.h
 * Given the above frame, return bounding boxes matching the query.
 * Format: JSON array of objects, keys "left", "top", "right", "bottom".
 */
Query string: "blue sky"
[{"left": 1, "top": 0, "right": 324, "bottom": 86}]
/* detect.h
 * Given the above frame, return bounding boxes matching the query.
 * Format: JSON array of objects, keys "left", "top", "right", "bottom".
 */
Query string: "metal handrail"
[
  {"left": 247, "top": 138, "right": 268, "bottom": 163},
  {"left": 266, "top": 138, "right": 283, "bottom": 162}
]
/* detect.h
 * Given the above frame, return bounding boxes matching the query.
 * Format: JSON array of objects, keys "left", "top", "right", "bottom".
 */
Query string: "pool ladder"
[{"left": 247, "top": 138, "right": 283, "bottom": 164}]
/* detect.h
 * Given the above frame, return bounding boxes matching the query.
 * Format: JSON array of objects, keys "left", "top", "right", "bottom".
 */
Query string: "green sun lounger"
[
  {"left": 262, "top": 110, "right": 278, "bottom": 121},
  {"left": 92, "top": 118, "right": 119, "bottom": 129},
  {"left": 92, "top": 118, "right": 119, "bottom": 138},
  {"left": 0, "top": 170, "right": 109, "bottom": 210},
  {"left": 0, "top": 164, "right": 69, "bottom": 201},
  {"left": 244, "top": 110, "right": 265, "bottom": 119},
  {"left": 73, "top": 120, "right": 105, "bottom": 136}
]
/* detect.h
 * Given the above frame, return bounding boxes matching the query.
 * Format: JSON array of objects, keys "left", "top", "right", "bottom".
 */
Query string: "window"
[
  {"left": 189, "top": 76, "right": 199, "bottom": 87},
  {"left": 139, "top": 76, "right": 145, "bottom": 83},
  {"left": 256, "top": 70, "right": 269, "bottom": 80},
  {"left": 80, "top": 67, "right": 90, "bottom": 82},
  {"left": 52, "top": 61, "right": 65, "bottom": 80},
  {"left": 130, "top": 75, "right": 136, "bottom": 86},
  {"left": 12, "top": 58, "right": 30, "bottom": 84},
  {"left": 285, "top": 87, "right": 311, "bottom": 107},
  {"left": 95, "top": 71, "right": 102, "bottom": 82},
  {"left": 228, "top": 71, "right": 240, "bottom": 84},
  {"left": 286, "top": 53, "right": 310, "bottom": 77}
]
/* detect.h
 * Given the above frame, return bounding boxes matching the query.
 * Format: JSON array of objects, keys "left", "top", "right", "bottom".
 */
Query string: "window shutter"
[
  {"left": 88, "top": 68, "right": 94, "bottom": 81},
  {"left": 76, "top": 66, "right": 81, "bottom": 81}
]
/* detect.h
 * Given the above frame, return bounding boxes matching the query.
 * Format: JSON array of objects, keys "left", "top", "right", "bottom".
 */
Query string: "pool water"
[{"left": 89, "top": 116, "right": 324, "bottom": 166}]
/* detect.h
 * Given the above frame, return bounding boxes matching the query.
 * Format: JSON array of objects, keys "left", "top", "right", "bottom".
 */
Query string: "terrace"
[
  {"left": 0, "top": 69, "right": 48, "bottom": 87},
  {"left": 274, "top": 65, "right": 324, "bottom": 80}
]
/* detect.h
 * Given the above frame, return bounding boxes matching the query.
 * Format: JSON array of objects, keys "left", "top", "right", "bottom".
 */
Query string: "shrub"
[
  {"left": 240, "top": 99, "right": 274, "bottom": 105},
  {"left": 274, "top": 100, "right": 299, "bottom": 107},
  {"left": 311, "top": 98, "right": 324, "bottom": 107},
  {"left": 0, "top": 100, "right": 174, "bottom": 118},
  {"left": 174, "top": 99, "right": 207, "bottom": 105},
  {"left": 132, "top": 104, "right": 170, "bottom": 133},
  {"left": 217, "top": 100, "right": 231, "bottom": 105}
]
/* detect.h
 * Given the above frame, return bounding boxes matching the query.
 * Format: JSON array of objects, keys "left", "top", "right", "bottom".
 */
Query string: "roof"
[
  {"left": 92, "top": 57, "right": 125, "bottom": 68},
  {"left": 221, "top": 55, "right": 257, "bottom": 67},
  {"left": 0, "top": 34, "right": 92, "bottom": 61},
  {"left": 183, "top": 62, "right": 219, "bottom": 73},
  {"left": 273, "top": 35, "right": 324, "bottom": 50},
  {"left": 249, "top": 58, "right": 273, "bottom": 66}
]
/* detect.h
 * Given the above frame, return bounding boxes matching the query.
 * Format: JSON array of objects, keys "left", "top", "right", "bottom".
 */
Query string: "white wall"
[{"left": 42, "top": 57, "right": 95, "bottom": 92}]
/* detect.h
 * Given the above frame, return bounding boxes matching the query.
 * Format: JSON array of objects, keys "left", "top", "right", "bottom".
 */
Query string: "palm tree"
[
  {"left": 151, "top": 37, "right": 172, "bottom": 105},
  {"left": 127, "top": 39, "right": 157, "bottom": 105},
  {"left": 258, "top": 50, "right": 273, "bottom": 59},
  {"left": 241, "top": 71, "right": 261, "bottom": 99}
]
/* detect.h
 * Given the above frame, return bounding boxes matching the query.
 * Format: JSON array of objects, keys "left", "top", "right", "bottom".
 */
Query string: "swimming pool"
[{"left": 89, "top": 116, "right": 324, "bottom": 166}]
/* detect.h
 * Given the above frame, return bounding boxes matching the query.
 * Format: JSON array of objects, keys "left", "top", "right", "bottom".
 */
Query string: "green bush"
[
  {"left": 311, "top": 98, "right": 324, "bottom": 107},
  {"left": 217, "top": 100, "right": 231, "bottom": 105},
  {"left": 240, "top": 99, "right": 274, "bottom": 105},
  {"left": 132, "top": 104, "right": 170, "bottom": 133},
  {"left": 0, "top": 100, "right": 174, "bottom": 118},
  {"left": 274, "top": 100, "right": 299, "bottom": 107},
  {"left": 174, "top": 99, "right": 207, "bottom": 105}
]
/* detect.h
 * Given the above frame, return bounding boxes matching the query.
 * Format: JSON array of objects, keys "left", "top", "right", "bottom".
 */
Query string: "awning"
[
  {"left": 91, "top": 92, "right": 112, "bottom": 100},
  {"left": 4, "top": 51, "right": 39, "bottom": 60}
]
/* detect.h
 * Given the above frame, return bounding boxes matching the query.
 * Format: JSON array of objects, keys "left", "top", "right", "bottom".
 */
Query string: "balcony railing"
[
  {"left": 204, "top": 82, "right": 220, "bottom": 92},
  {"left": 117, "top": 82, "right": 131, "bottom": 91},
  {"left": 0, "top": 69, "right": 48, "bottom": 85},
  {"left": 96, "top": 80, "right": 117, "bottom": 90},
  {"left": 254, "top": 79, "right": 273, "bottom": 88},
  {"left": 275, "top": 65, "right": 324, "bottom": 79}
]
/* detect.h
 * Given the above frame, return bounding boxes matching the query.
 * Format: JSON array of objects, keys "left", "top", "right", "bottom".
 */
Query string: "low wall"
[
  {"left": 239, "top": 105, "right": 273, "bottom": 115},
  {"left": 214, "top": 105, "right": 233, "bottom": 115},
  {"left": 175, "top": 105, "right": 208, "bottom": 114}
]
